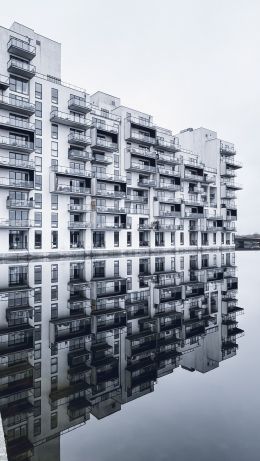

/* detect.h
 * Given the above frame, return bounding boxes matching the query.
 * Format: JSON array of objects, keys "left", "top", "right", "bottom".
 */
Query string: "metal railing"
[
  {"left": 0, "top": 115, "right": 34, "bottom": 131},
  {"left": 0, "top": 178, "right": 34, "bottom": 188},
  {"left": 8, "top": 37, "right": 36, "bottom": 55},
  {"left": 8, "top": 58, "right": 36, "bottom": 74},
  {"left": 51, "top": 165, "right": 92, "bottom": 178},
  {"left": 0, "top": 94, "right": 35, "bottom": 112},
  {"left": 0, "top": 136, "right": 34, "bottom": 151},
  {"left": 50, "top": 110, "right": 90, "bottom": 126},
  {"left": 95, "top": 138, "right": 118, "bottom": 150},
  {"left": 68, "top": 133, "right": 91, "bottom": 144},
  {"left": 0, "top": 156, "right": 35, "bottom": 169}
]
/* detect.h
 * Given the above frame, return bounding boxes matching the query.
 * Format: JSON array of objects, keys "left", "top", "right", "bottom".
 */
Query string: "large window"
[
  {"left": 93, "top": 231, "right": 105, "bottom": 248},
  {"left": 10, "top": 76, "right": 29, "bottom": 94}
]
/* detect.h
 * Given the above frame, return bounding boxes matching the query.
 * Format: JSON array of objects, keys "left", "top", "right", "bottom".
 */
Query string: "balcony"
[
  {"left": 96, "top": 205, "right": 127, "bottom": 214},
  {"left": 92, "top": 138, "right": 118, "bottom": 152},
  {"left": 127, "top": 331, "right": 157, "bottom": 355},
  {"left": 184, "top": 171, "right": 204, "bottom": 182},
  {"left": 68, "top": 149, "right": 92, "bottom": 162},
  {"left": 93, "top": 222, "right": 129, "bottom": 230},
  {"left": 126, "top": 146, "right": 157, "bottom": 159},
  {"left": 0, "top": 94, "right": 35, "bottom": 115},
  {"left": 128, "top": 162, "right": 156, "bottom": 173},
  {"left": 7, "top": 59, "right": 36, "bottom": 79},
  {"left": 157, "top": 209, "right": 181, "bottom": 218},
  {"left": 156, "top": 138, "right": 180, "bottom": 152},
  {"left": 0, "top": 178, "right": 34, "bottom": 190},
  {"left": 50, "top": 316, "right": 91, "bottom": 343},
  {"left": 68, "top": 96, "right": 92, "bottom": 113},
  {"left": 223, "top": 181, "right": 243, "bottom": 190},
  {"left": 154, "top": 222, "right": 183, "bottom": 231},
  {"left": 68, "top": 132, "right": 91, "bottom": 147},
  {"left": 0, "top": 156, "right": 35, "bottom": 171},
  {"left": 220, "top": 143, "right": 236, "bottom": 156},
  {"left": 0, "top": 114, "right": 35, "bottom": 133},
  {"left": 157, "top": 166, "right": 180, "bottom": 177},
  {"left": 8, "top": 37, "right": 36, "bottom": 60},
  {"left": 138, "top": 178, "right": 156, "bottom": 188},
  {"left": 50, "top": 110, "right": 91, "bottom": 129},
  {"left": 127, "top": 114, "right": 154, "bottom": 129},
  {"left": 0, "top": 219, "right": 32, "bottom": 229},
  {"left": 6, "top": 198, "right": 34, "bottom": 209},
  {"left": 126, "top": 131, "right": 156, "bottom": 146},
  {"left": 184, "top": 210, "right": 204, "bottom": 219},
  {"left": 95, "top": 172, "right": 126, "bottom": 183},
  {"left": 68, "top": 203, "right": 89, "bottom": 212},
  {"left": 68, "top": 221, "right": 90, "bottom": 229},
  {"left": 157, "top": 152, "right": 180, "bottom": 164},
  {"left": 55, "top": 184, "right": 91, "bottom": 196},
  {"left": 0, "top": 136, "right": 34, "bottom": 153},
  {"left": 92, "top": 153, "right": 113, "bottom": 164},
  {"left": 156, "top": 195, "right": 181, "bottom": 204},
  {"left": 127, "top": 207, "right": 149, "bottom": 215},
  {"left": 0, "top": 74, "right": 9, "bottom": 90},
  {"left": 156, "top": 182, "right": 180, "bottom": 191},
  {"left": 94, "top": 120, "right": 119, "bottom": 134},
  {"left": 95, "top": 189, "right": 126, "bottom": 199},
  {"left": 51, "top": 164, "right": 92, "bottom": 179}
]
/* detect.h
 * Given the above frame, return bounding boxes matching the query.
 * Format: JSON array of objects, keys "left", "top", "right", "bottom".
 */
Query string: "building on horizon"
[{"left": 0, "top": 22, "right": 242, "bottom": 258}]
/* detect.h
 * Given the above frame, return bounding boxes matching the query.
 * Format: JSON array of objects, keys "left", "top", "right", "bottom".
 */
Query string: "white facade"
[{"left": 0, "top": 22, "right": 242, "bottom": 258}]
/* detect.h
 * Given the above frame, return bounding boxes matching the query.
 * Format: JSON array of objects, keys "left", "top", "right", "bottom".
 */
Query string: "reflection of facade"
[
  {"left": 0, "top": 251, "right": 244, "bottom": 461},
  {"left": 0, "top": 22, "right": 242, "bottom": 258}
]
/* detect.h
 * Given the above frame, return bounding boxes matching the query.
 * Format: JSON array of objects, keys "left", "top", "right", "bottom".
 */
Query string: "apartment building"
[
  {"left": 0, "top": 250, "right": 244, "bottom": 460},
  {"left": 0, "top": 22, "right": 242, "bottom": 258}
]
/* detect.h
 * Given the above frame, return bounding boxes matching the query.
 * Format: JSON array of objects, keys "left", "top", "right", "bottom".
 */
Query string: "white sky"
[{"left": 1, "top": 0, "right": 259, "bottom": 234}]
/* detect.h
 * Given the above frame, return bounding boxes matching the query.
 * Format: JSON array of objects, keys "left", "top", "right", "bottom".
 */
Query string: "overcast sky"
[{"left": 1, "top": 0, "right": 259, "bottom": 234}]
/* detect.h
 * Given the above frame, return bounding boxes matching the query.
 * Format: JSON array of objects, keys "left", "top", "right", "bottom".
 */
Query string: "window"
[
  {"left": 114, "top": 260, "right": 119, "bottom": 277},
  {"left": 51, "top": 124, "right": 58, "bottom": 139},
  {"left": 93, "top": 231, "right": 105, "bottom": 248},
  {"left": 51, "top": 141, "right": 58, "bottom": 157},
  {"left": 34, "top": 399, "right": 41, "bottom": 417},
  {"left": 35, "top": 157, "right": 42, "bottom": 172},
  {"left": 127, "top": 260, "right": 132, "bottom": 276},
  {"left": 34, "top": 418, "right": 41, "bottom": 436},
  {"left": 155, "top": 232, "right": 164, "bottom": 247},
  {"left": 180, "top": 232, "right": 184, "bottom": 245},
  {"left": 114, "top": 231, "right": 119, "bottom": 247},
  {"left": 51, "top": 194, "right": 58, "bottom": 210},
  {"left": 180, "top": 257, "right": 184, "bottom": 270},
  {"left": 35, "top": 137, "right": 42, "bottom": 154},
  {"left": 213, "top": 233, "right": 216, "bottom": 245},
  {"left": 34, "top": 231, "right": 42, "bottom": 249},
  {"left": 51, "top": 88, "right": 58, "bottom": 104},
  {"left": 35, "top": 212, "right": 42, "bottom": 227},
  {"left": 93, "top": 261, "right": 105, "bottom": 278},
  {"left": 51, "top": 231, "right": 58, "bottom": 249},
  {"left": 35, "top": 82, "right": 42, "bottom": 99},
  {"left": 34, "top": 362, "right": 41, "bottom": 379},
  {"left": 34, "top": 343, "right": 41, "bottom": 360},
  {"left": 221, "top": 233, "right": 225, "bottom": 244},
  {"left": 127, "top": 232, "right": 132, "bottom": 247},
  {"left": 51, "top": 303, "right": 58, "bottom": 319},
  {"left": 35, "top": 101, "right": 42, "bottom": 118},
  {"left": 35, "top": 192, "right": 42, "bottom": 208},
  {"left": 10, "top": 76, "right": 29, "bottom": 94},
  {"left": 127, "top": 278, "right": 132, "bottom": 290},
  {"left": 51, "top": 412, "right": 58, "bottom": 430},
  {"left": 171, "top": 232, "right": 175, "bottom": 246},
  {"left": 51, "top": 264, "right": 58, "bottom": 283},
  {"left": 51, "top": 213, "right": 58, "bottom": 228},
  {"left": 35, "top": 174, "right": 42, "bottom": 190},
  {"left": 35, "top": 325, "right": 42, "bottom": 341},
  {"left": 34, "top": 306, "right": 42, "bottom": 322},
  {"left": 35, "top": 119, "right": 42, "bottom": 136},
  {"left": 51, "top": 357, "right": 58, "bottom": 374},
  {"left": 34, "top": 287, "right": 42, "bottom": 303},
  {"left": 34, "top": 266, "right": 42, "bottom": 284},
  {"left": 51, "top": 285, "right": 58, "bottom": 301},
  {"left": 34, "top": 381, "right": 41, "bottom": 398}
]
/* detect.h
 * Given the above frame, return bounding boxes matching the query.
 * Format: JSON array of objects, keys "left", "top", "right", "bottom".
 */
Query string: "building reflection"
[{"left": 0, "top": 251, "right": 244, "bottom": 461}]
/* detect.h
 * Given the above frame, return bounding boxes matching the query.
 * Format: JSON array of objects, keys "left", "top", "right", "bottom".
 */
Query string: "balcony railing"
[
  {"left": 127, "top": 207, "right": 149, "bottom": 215},
  {"left": 8, "top": 37, "right": 36, "bottom": 60},
  {"left": 0, "top": 178, "right": 34, "bottom": 189},
  {"left": 68, "top": 149, "right": 92, "bottom": 162},
  {"left": 96, "top": 205, "right": 126, "bottom": 214},
  {"left": 68, "top": 221, "right": 90, "bottom": 229},
  {"left": 51, "top": 165, "right": 92, "bottom": 178},
  {"left": 55, "top": 185, "right": 91, "bottom": 195},
  {"left": 96, "top": 189, "right": 126, "bottom": 198},
  {"left": 127, "top": 114, "right": 154, "bottom": 128},
  {"left": 0, "top": 156, "right": 35, "bottom": 170},
  {"left": 0, "top": 74, "right": 9, "bottom": 90},
  {"left": 94, "top": 138, "right": 118, "bottom": 151},
  {"left": 68, "top": 96, "right": 91, "bottom": 113},
  {"left": 6, "top": 199, "right": 34, "bottom": 209},
  {"left": 157, "top": 166, "right": 180, "bottom": 176},
  {"left": 184, "top": 171, "right": 204, "bottom": 182},
  {"left": 95, "top": 172, "right": 126, "bottom": 182},
  {"left": 220, "top": 143, "right": 236, "bottom": 156},
  {"left": 128, "top": 132, "right": 156, "bottom": 145},
  {"left": 68, "top": 132, "right": 91, "bottom": 146},
  {"left": 156, "top": 182, "right": 180, "bottom": 191},
  {"left": 7, "top": 59, "right": 36, "bottom": 78},
  {"left": 126, "top": 147, "right": 157, "bottom": 159},
  {"left": 0, "top": 219, "right": 32, "bottom": 228},
  {"left": 138, "top": 178, "right": 156, "bottom": 187},
  {"left": 129, "top": 162, "right": 156, "bottom": 173},
  {"left": 68, "top": 204, "right": 89, "bottom": 212},
  {"left": 156, "top": 138, "right": 180, "bottom": 152},
  {"left": 50, "top": 110, "right": 91, "bottom": 129},
  {"left": 0, "top": 94, "right": 35, "bottom": 115},
  {"left": 0, "top": 115, "right": 35, "bottom": 131},
  {"left": 0, "top": 136, "right": 34, "bottom": 152},
  {"left": 95, "top": 120, "right": 119, "bottom": 133}
]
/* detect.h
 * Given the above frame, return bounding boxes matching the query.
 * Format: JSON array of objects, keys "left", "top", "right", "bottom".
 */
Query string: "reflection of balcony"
[
  {"left": 127, "top": 331, "right": 157, "bottom": 355},
  {"left": 8, "top": 59, "right": 36, "bottom": 79},
  {"left": 0, "top": 178, "right": 34, "bottom": 190},
  {"left": 68, "top": 132, "right": 91, "bottom": 147},
  {"left": 6, "top": 437, "right": 33, "bottom": 460},
  {"left": 50, "top": 110, "right": 91, "bottom": 129},
  {"left": 0, "top": 136, "right": 34, "bottom": 153},
  {"left": 68, "top": 96, "right": 92, "bottom": 113},
  {"left": 49, "top": 381, "right": 90, "bottom": 404},
  {"left": 0, "top": 95, "right": 35, "bottom": 115},
  {"left": 8, "top": 37, "right": 36, "bottom": 60},
  {"left": 92, "top": 138, "right": 119, "bottom": 152}
]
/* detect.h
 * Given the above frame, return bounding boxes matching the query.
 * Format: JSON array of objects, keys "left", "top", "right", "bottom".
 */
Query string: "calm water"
[
  {"left": 0, "top": 251, "right": 259, "bottom": 461},
  {"left": 61, "top": 252, "right": 259, "bottom": 461}
]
